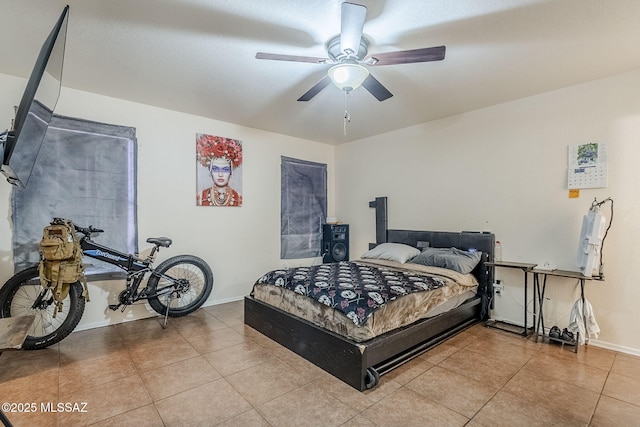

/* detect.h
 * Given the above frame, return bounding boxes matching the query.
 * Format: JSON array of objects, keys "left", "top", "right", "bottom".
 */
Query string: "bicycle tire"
[
  {"left": 0, "top": 266, "right": 85, "bottom": 350},
  {"left": 147, "top": 255, "right": 213, "bottom": 317}
]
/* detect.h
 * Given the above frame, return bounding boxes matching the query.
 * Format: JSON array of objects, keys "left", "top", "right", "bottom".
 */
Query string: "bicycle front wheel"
[
  {"left": 147, "top": 255, "right": 213, "bottom": 317},
  {"left": 0, "top": 266, "right": 86, "bottom": 349}
]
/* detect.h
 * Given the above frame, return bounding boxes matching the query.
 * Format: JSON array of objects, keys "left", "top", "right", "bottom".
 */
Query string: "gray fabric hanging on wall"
[
  {"left": 11, "top": 113, "right": 137, "bottom": 277},
  {"left": 281, "top": 156, "right": 327, "bottom": 259}
]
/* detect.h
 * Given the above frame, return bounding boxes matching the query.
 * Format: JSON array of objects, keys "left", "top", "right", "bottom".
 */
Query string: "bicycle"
[{"left": 0, "top": 218, "right": 214, "bottom": 350}]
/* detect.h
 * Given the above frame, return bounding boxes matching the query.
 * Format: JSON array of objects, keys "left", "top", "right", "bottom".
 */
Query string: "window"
[
  {"left": 11, "top": 113, "right": 137, "bottom": 277},
  {"left": 280, "top": 156, "right": 327, "bottom": 259}
]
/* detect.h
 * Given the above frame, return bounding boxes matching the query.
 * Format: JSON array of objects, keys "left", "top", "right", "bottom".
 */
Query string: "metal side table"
[
  {"left": 532, "top": 268, "right": 603, "bottom": 350},
  {"left": 485, "top": 261, "right": 537, "bottom": 337}
]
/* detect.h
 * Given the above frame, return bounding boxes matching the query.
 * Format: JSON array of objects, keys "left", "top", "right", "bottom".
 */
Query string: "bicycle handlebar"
[
  {"left": 77, "top": 224, "right": 104, "bottom": 236},
  {"left": 52, "top": 217, "right": 104, "bottom": 236}
]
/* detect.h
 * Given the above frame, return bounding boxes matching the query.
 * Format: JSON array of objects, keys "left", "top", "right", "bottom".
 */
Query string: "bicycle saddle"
[{"left": 146, "top": 237, "right": 172, "bottom": 247}]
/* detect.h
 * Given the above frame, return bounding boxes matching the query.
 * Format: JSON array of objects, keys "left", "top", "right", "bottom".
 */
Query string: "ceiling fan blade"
[
  {"left": 362, "top": 74, "right": 393, "bottom": 101},
  {"left": 297, "top": 76, "right": 331, "bottom": 101},
  {"left": 366, "top": 46, "right": 446, "bottom": 66},
  {"left": 256, "top": 52, "right": 328, "bottom": 64},
  {"left": 340, "top": 2, "right": 367, "bottom": 55}
]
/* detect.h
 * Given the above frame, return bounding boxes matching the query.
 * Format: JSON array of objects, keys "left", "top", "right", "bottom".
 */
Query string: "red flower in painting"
[{"left": 196, "top": 134, "right": 243, "bottom": 168}]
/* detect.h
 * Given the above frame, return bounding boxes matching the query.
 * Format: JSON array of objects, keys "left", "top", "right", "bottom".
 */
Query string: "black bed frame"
[{"left": 244, "top": 197, "right": 495, "bottom": 391}]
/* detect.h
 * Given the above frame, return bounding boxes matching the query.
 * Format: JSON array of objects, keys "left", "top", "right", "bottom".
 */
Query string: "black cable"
[{"left": 592, "top": 197, "right": 613, "bottom": 276}]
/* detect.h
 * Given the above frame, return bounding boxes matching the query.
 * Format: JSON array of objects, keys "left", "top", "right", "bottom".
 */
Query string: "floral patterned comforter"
[{"left": 254, "top": 260, "right": 454, "bottom": 327}]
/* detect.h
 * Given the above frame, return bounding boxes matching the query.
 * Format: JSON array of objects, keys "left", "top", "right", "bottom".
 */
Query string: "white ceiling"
[{"left": 2, "top": 0, "right": 640, "bottom": 145}]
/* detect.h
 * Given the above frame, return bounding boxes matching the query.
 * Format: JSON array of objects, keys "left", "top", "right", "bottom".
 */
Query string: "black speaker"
[{"left": 322, "top": 224, "right": 349, "bottom": 263}]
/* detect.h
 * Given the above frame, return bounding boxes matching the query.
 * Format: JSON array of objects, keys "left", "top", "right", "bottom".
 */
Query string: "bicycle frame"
[
  {"left": 78, "top": 236, "right": 173, "bottom": 306},
  {"left": 80, "top": 238, "right": 149, "bottom": 273}
]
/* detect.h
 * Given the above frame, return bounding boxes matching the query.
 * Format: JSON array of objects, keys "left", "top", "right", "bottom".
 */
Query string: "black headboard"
[
  {"left": 386, "top": 229, "right": 494, "bottom": 256},
  {"left": 369, "top": 197, "right": 495, "bottom": 317},
  {"left": 386, "top": 229, "right": 495, "bottom": 289},
  {"left": 369, "top": 196, "right": 495, "bottom": 256}
]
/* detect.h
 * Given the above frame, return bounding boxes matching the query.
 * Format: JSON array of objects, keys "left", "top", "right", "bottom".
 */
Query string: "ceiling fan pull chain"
[{"left": 343, "top": 91, "right": 351, "bottom": 135}]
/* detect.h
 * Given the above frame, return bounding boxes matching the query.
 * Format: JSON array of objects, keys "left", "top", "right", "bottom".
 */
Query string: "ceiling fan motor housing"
[{"left": 326, "top": 35, "right": 369, "bottom": 62}]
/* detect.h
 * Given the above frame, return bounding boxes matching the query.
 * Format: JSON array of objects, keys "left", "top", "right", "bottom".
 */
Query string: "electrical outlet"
[{"left": 494, "top": 280, "right": 503, "bottom": 296}]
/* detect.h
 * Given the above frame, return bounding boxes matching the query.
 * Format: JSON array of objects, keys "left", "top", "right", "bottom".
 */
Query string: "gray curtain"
[
  {"left": 281, "top": 156, "right": 327, "bottom": 259},
  {"left": 11, "top": 113, "right": 137, "bottom": 276}
]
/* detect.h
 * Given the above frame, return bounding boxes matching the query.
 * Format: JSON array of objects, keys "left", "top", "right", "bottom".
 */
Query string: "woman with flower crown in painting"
[{"left": 196, "top": 133, "right": 243, "bottom": 206}]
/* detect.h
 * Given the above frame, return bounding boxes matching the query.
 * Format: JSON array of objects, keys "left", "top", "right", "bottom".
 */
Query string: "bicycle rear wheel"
[
  {"left": 0, "top": 266, "right": 85, "bottom": 349},
  {"left": 147, "top": 255, "right": 213, "bottom": 317}
]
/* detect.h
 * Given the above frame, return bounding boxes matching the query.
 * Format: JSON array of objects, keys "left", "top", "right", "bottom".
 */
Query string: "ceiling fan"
[{"left": 255, "top": 2, "right": 445, "bottom": 102}]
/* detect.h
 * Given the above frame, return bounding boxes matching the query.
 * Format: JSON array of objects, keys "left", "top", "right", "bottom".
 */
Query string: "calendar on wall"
[{"left": 567, "top": 143, "right": 608, "bottom": 189}]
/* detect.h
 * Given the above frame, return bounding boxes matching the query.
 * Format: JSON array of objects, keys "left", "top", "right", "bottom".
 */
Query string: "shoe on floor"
[
  {"left": 561, "top": 328, "right": 576, "bottom": 344},
  {"left": 549, "top": 325, "right": 561, "bottom": 339}
]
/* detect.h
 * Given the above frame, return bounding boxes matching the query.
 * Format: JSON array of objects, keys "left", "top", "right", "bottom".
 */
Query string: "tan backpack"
[{"left": 39, "top": 219, "right": 89, "bottom": 315}]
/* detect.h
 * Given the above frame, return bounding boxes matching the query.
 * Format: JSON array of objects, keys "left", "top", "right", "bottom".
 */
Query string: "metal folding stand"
[
  {"left": 531, "top": 268, "right": 603, "bottom": 352},
  {"left": 485, "top": 261, "right": 537, "bottom": 337},
  {"left": 533, "top": 271, "right": 548, "bottom": 342}
]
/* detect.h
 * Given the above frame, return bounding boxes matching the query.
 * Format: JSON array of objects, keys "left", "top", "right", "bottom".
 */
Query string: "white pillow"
[{"left": 361, "top": 243, "right": 420, "bottom": 264}]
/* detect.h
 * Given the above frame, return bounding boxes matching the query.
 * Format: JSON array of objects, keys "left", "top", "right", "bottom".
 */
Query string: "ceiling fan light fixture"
[{"left": 327, "top": 63, "right": 369, "bottom": 92}]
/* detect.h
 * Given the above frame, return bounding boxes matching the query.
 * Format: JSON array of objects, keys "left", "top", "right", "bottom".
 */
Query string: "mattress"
[{"left": 251, "top": 258, "right": 479, "bottom": 342}]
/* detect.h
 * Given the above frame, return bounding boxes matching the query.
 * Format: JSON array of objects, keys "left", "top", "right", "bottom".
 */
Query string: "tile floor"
[{"left": 1, "top": 300, "right": 640, "bottom": 426}]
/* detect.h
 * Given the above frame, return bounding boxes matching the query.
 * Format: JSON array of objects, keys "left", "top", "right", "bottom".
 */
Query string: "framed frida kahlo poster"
[{"left": 196, "top": 133, "right": 243, "bottom": 206}]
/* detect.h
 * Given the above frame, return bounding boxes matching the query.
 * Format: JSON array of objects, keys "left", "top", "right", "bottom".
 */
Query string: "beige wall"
[
  {"left": 3, "top": 68, "right": 640, "bottom": 355},
  {"left": 336, "top": 68, "right": 640, "bottom": 355},
  {"left": 0, "top": 73, "right": 335, "bottom": 329}
]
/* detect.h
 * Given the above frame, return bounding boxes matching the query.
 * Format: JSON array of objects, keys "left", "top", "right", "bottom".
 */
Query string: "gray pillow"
[
  {"left": 361, "top": 243, "right": 420, "bottom": 264},
  {"left": 410, "top": 247, "right": 482, "bottom": 274}
]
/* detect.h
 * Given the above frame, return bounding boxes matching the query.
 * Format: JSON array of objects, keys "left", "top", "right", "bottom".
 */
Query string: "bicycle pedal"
[{"left": 108, "top": 304, "right": 120, "bottom": 311}]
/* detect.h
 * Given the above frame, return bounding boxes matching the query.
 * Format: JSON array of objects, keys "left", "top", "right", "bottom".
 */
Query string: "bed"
[{"left": 244, "top": 198, "right": 495, "bottom": 391}]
